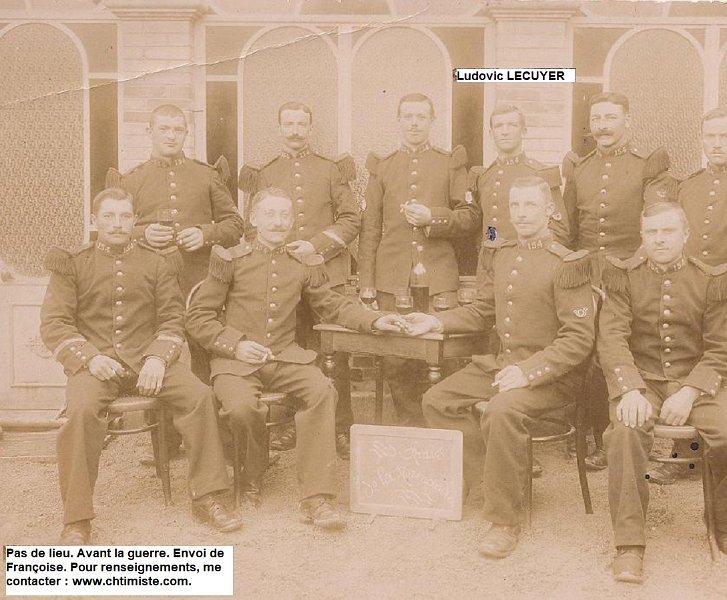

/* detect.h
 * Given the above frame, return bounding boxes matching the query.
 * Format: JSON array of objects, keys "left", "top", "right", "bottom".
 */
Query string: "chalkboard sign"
[{"left": 350, "top": 424, "right": 463, "bottom": 521}]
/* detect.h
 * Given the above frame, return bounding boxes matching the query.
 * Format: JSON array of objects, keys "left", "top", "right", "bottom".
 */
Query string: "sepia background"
[{"left": 1, "top": 0, "right": 727, "bottom": 422}]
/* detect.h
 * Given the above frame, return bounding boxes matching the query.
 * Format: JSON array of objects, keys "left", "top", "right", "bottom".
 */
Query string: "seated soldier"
[
  {"left": 185, "top": 187, "right": 400, "bottom": 529},
  {"left": 40, "top": 188, "right": 242, "bottom": 545},
  {"left": 599, "top": 201, "right": 727, "bottom": 583},
  {"left": 403, "top": 176, "right": 594, "bottom": 558}
]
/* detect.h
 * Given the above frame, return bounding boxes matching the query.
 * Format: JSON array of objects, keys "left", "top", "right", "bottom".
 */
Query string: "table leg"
[
  {"left": 374, "top": 356, "right": 384, "bottom": 425},
  {"left": 427, "top": 364, "right": 442, "bottom": 386}
]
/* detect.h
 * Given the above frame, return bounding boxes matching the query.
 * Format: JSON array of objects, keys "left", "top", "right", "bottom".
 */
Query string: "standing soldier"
[
  {"left": 598, "top": 202, "right": 727, "bottom": 582},
  {"left": 40, "top": 188, "right": 242, "bottom": 544},
  {"left": 469, "top": 105, "right": 568, "bottom": 245},
  {"left": 562, "top": 92, "right": 671, "bottom": 470},
  {"left": 650, "top": 107, "right": 727, "bottom": 486},
  {"left": 108, "top": 104, "right": 245, "bottom": 461},
  {"left": 358, "top": 93, "right": 477, "bottom": 425},
  {"left": 238, "top": 102, "right": 360, "bottom": 457},
  {"left": 404, "top": 176, "right": 594, "bottom": 558},
  {"left": 186, "top": 188, "right": 401, "bottom": 523}
]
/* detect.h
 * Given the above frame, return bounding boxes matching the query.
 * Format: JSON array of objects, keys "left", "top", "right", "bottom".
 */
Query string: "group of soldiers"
[{"left": 39, "top": 92, "right": 727, "bottom": 585}]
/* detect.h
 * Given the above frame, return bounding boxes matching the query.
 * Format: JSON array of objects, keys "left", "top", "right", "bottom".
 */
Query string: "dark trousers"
[
  {"left": 604, "top": 381, "right": 727, "bottom": 547},
  {"left": 296, "top": 288, "right": 353, "bottom": 434},
  {"left": 58, "top": 362, "right": 230, "bottom": 525},
  {"left": 422, "top": 359, "right": 576, "bottom": 526},
  {"left": 213, "top": 362, "right": 338, "bottom": 500},
  {"left": 377, "top": 290, "right": 459, "bottom": 427}
]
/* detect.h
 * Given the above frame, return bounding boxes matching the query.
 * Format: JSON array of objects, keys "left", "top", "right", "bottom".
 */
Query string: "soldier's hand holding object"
[
  {"left": 145, "top": 223, "right": 174, "bottom": 247},
  {"left": 235, "top": 340, "right": 274, "bottom": 365},
  {"left": 176, "top": 227, "right": 204, "bottom": 251},
  {"left": 373, "top": 314, "right": 408, "bottom": 333},
  {"left": 137, "top": 357, "right": 166, "bottom": 396},
  {"left": 659, "top": 385, "right": 700, "bottom": 426},
  {"left": 87, "top": 355, "right": 126, "bottom": 382},
  {"left": 401, "top": 312, "right": 442, "bottom": 336},
  {"left": 616, "top": 390, "right": 653, "bottom": 428},
  {"left": 493, "top": 365, "right": 528, "bottom": 392},
  {"left": 402, "top": 202, "right": 432, "bottom": 227},
  {"left": 286, "top": 239, "right": 316, "bottom": 258}
]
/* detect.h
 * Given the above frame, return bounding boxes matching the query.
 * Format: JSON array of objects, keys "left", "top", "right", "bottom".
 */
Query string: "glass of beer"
[
  {"left": 394, "top": 291, "right": 414, "bottom": 315},
  {"left": 433, "top": 296, "right": 451, "bottom": 312},
  {"left": 360, "top": 287, "right": 377, "bottom": 308}
]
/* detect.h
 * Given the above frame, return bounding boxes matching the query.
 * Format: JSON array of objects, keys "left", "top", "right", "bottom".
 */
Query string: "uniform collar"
[
  {"left": 150, "top": 152, "right": 186, "bottom": 168},
  {"left": 707, "top": 162, "right": 727, "bottom": 175},
  {"left": 252, "top": 239, "right": 287, "bottom": 255},
  {"left": 96, "top": 240, "right": 135, "bottom": 256},
  {"left": 647, "top": 255, "right": 685, "bottom": 274},
  {"left": 281, "top": 147, "right": 311, "bottom": 159},
  {"left": 517, "top": 234, "right": 552, "bottom": 251},
  {"left": 596, "top": 140, "right": 632, "bottom": 158},
  {"left": 400, "top": 142, "right": 431, "bottom": 155},
  {"left": 496, "top": 152, "right": 525, "bottom": 167}
]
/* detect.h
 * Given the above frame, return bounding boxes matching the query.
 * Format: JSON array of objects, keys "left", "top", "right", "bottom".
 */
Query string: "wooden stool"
[
  {"left": 653, "top": 424, "right": 719, "bottom": 560},
  {"left": 230, "top": 392, "right": 295, "bottom": 506},
  {"left": 106, "top": 395, "right": 172, "bottom": 506}
]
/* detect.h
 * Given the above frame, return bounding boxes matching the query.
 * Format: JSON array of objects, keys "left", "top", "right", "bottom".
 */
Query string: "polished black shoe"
[
  {"left": 585, "top": 447, "right": 608, "bottom": 471},
  {"left": 478, "top": 524, "right": 520, "bottom": 559},
  {"left": 299, "top": 495, "right": 346, "bottom": 530},
  {"left": 532, "top": 458, "right": 543, "bottom": 478},
  {"left": 241, "top": 480, "right": 262, "bottom": 508},
  {"left": 270, "top": 426, "right": 296, "bottom": 451},
  {"left": 646, "top": 462, "right": 688, "bottom": 486},
  {"left": 192, "top": 494, "right": 242, "bottom": 532},
  {"left": 612, "top": 545, "right": 644, "bottom": 584},
  {"left": 59, "top": 520, "right": 91, "bottom": 545},
  {"left": 336, "top": 432, "right": 351, "bottom": 460}
]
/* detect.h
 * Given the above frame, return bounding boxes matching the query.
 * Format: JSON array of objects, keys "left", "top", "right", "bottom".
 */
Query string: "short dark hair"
[
  {"left": 641, "top": 201, "right": 688, "bottom": 230},
  {"left": 397, "top": 93, "right": 435, "bottom": 119},
  {"left": 250, "top": 187, "right": 292, "bottom": 213},
  {"left": 588, "top": 92, "right": 630, "bottom": 113},
  {"left": 278, "top": 102, "right": 313, "bottom": 125},
  {"left": 92, "top": 187, "right": 134, "bottom": 215},
  {"left": 489, "top": 104, "right": 526, "bottom": 129},
  {"left": 701, "top": 107, "right": 727, "bottom": 130},
  {"left": 150, "top": 104, "right": 187, "bottom": 128},
  {"left": 510, "top": 176, "right": 552, "bottom": 204}
]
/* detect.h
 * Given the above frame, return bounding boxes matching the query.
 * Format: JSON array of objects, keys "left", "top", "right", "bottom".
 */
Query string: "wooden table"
[{"left": 313, "top": 324, "right": 486, "bottom": 424}]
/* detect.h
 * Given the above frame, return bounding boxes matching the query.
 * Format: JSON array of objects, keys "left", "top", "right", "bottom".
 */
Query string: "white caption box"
[
  {"left": 5, "top": 546, "right": 233, "bottom": 596},
  {"left": 453, "top": 68, "right": 576, "bottom": 83}
]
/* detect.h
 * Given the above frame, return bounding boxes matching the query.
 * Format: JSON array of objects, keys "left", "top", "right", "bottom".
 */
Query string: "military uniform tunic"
[
  {"left": 358, "top": 144, "right": 475, "bottom": 295},
  {"left": 240, "top": 149, "right": 360, "bottom": 288},
  {"left": 680, "top": 164, "right": 727, "bottom": 265},
  {"left": 422, "top": 237, "right": 594, "bottom": 525},
  {"left": 111, "top": 154, "right": 244, "bottom": 295},
  {"left": 186, "top": 241, "right": 380, "bottom": 498},
  {"left": 598, "top": 251, "right": 727, "bottom": 546},
  {"left": 40, "top": 241, "right": 230, "bottom": 525},
  {"left": 469, "top": 153, "right": 568, "bottom": 244},
  {"left": 563, "top": 144, "right": 670, "bottom": 279}
]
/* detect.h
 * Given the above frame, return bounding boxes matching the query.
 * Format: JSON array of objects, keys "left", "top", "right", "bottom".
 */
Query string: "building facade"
[{"left": 1, "top": 0, "right": 727, "bottom": 419}]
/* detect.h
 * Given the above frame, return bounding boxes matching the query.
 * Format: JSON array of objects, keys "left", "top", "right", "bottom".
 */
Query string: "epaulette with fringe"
[
  {"left": 288, "top": 251, "right": 328, "bottom": 287},
  {"left": 546, "top": 244, "right": 590, "bottom": 288},
  {"left": 706, "top": 262, "right": 727, "bottom": 302},
  {"left": 105, "top": 167, "right": 122, "bottom": 189},
  {"left": 467, "top": 165, "right": 487, "bottom": 191},
  {"left": 334, "top": 153, "right": 357, "bottom": 183},
  {"left": 208, "top": 242, "right": 252, "bottom": 283},
  {"left": 601, "top": 255, "right": 630, "bottom": 294},
  {"left": 213, "top": 155, "right": 230, "bottom": 183},
  {"left": 44, "top": 247, "right": 73, "bottom": 275},
  {"left": 191, "top": 158, "right": 216, "bottom": 171},
  {"left": 536, "top": 164, "right": 561, "bottom": 189},
  {"left": 643, "top": 146, "right": 670, "bottom": 180},
  {"left": 561, "top": 151, "right": 582, "bottom": 181},
  {"left": 623, "top": 249, "right": 648, "bottom": 271},
  {"left": 238, "top": 164, "right": 260, "bottom": 194}
]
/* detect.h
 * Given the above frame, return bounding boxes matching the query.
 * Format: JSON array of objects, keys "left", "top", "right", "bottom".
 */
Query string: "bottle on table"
[{"left": 410, "top": 242, "right": 429, "bottom": 313}]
